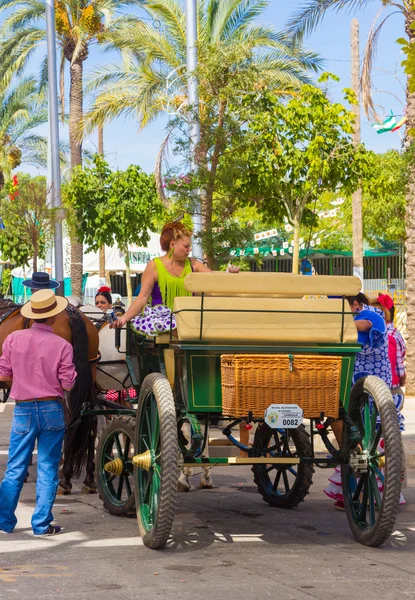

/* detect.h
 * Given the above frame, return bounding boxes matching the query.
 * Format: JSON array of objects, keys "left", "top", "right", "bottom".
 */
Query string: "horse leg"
[
  {"left": 199, "top": 434, "right": 213, "bottom": 489},
  {"left": 178, "top": 421, "right": 192, "bottom": 492},
  {"left": 58, "top": 442, "right": 73, "bottom": 495},
  {"left": 82, "top": 419, "right": 97, "bottom": 494},
  {"left": 178, "top": 467, "right": 192, "bottom": 492}
]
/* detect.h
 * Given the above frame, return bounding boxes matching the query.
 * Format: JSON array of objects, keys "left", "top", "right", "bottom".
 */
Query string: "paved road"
[{"left": 1, "top": 404, "right": 415, "bottom": 600}]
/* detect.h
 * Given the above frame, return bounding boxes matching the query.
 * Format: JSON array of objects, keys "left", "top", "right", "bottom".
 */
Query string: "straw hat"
[{"left": 21, "top": 289, "right": 68, "bottom": 319}]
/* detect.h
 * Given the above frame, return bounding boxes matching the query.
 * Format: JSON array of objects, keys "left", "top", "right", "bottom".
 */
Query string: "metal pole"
[
  {"left": 186, "top": 0, "right": 203, "bottom": 259},
  {"left": 46, "top": 0, "right": 64, "bottom": 294},
  {"left": 351, "top": 18, "right": 364, "bottom": 287}
]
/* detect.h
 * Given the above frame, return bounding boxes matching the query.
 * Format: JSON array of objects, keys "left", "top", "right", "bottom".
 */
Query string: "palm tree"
[
  {"left": 288, "top": 0, "right": 415, "bottom": 392},
  {"left": 84, "top": 0, "right": 321, "bottom": 265},
  {"left": 0, "top": 0, "right": 145, "bottom": 296},
  {"left": 0, "top": 77, "right": 51, "bottom": 187},
  {"left": 86, "top": 0, "right": 320, "bottom": 129}
]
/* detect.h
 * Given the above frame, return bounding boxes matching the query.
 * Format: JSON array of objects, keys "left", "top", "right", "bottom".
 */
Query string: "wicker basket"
[{"left": 221, "top": 354, "right": 342, "bottom": 419}]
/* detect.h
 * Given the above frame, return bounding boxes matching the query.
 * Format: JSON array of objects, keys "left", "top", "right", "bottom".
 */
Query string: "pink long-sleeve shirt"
[{"left": 0, "top": 323, "right": 77, "bottom": 400}]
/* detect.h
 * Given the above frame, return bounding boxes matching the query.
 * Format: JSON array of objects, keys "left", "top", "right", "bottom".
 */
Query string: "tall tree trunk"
[
  {"left": 405, "top": 10, "right": 415, "bottom": 393},
  {"left": 98, "top": 125, "right": 105, "bottom": 277},
  {"left": 33, "top": 240, "right": 38, "bottom": 272},
  {"left": 69, "top": 57, "right": 84, "bottom": 298},
  {"left": 124, "top": 246, "right": 133, "bottom": 305},
  {"left": 292, "top": 219, "right": 300, "bottom": 274}
]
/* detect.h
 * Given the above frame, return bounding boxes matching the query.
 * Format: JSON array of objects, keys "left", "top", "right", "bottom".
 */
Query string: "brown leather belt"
[{"left": 14, "top": 396, "right": 59, "bottom": 403}]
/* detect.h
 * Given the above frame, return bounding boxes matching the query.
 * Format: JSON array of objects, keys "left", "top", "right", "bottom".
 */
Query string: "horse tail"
[{"left": 64, "top": 305, "right": 96, "bottom": 477}]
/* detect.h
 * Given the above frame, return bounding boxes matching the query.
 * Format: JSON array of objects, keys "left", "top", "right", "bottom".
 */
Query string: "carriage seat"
[
  {"left": 174, "top": 296, "right": 357, "bottom": 344},
  {"left": 184, "top": 272, "right": 361, "bottom": 298}
]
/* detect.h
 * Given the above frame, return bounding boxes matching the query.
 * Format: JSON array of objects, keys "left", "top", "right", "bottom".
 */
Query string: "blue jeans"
[{"left": 0, "top": 400, "right": 65, "bottom": 534}]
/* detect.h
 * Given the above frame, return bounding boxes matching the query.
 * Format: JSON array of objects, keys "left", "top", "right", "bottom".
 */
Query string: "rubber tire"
[
  {"left": 135, "top": 373, "right": 178, "bottom": 549},
  {"left": 342, "top": 376, "right": 402, "bottom": 547},
  {"left": 95, "top": 416, "right": 136, "bottom": 516},
  {"left": 252, "top": 423, "right": 314, "bottom": 508}
]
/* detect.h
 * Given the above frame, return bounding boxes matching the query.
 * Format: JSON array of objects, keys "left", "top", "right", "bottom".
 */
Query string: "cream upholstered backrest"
[
  {"left": 174, "top": 296, "right": 357, "bottom": 344},
  {"left": 184, "top": 272, "right": 361, "bottom": 298}
]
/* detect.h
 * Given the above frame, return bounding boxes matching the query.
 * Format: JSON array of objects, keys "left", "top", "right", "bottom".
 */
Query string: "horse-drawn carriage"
[{"left": 85, "top": 273, "right": 403, "bottom": 549}]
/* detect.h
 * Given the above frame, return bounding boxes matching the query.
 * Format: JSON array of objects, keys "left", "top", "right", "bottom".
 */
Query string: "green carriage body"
[{"left": 177, "top": 341, "right": 359, "bottom": 415}]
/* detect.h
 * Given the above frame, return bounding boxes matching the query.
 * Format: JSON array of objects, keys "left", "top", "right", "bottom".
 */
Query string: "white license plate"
[{"left": 264, "top": 404, "right": 303, "bottom": 429}]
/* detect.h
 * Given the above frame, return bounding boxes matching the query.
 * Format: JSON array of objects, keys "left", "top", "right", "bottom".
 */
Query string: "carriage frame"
[{"left": 83, "top": 273, "right": 403, "bottom": 549}]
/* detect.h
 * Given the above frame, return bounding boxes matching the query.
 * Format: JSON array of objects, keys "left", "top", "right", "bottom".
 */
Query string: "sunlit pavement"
[{"left": 1, "top": 404, "right": 415, "bottom": 599}]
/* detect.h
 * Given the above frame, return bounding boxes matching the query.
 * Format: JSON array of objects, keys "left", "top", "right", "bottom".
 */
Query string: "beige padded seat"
[
  {"left": 184, "top": 272, "right": 361, "bottom": 297},
  {"left": 174, "top": 297, "right": 357, "bottom": 344}
]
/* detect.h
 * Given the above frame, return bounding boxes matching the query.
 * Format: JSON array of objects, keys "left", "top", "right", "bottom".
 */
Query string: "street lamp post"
[
  {"left": 186, "top": 0, "right": 203, "bottom": 259},
  {"left": 46, "top": 0, "right": 64, "bottom": 293}
]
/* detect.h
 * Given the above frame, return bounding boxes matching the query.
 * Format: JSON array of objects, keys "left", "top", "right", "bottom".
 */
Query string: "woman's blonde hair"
[{"left": 160, "top": 221, "right": 192, "bottom": 252}]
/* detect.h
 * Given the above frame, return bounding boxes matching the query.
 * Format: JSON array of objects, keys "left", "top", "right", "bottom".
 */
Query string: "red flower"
[
  {"left": 97, "top": 285, "right": 111, "bottom": 293},
  {"left": 377, "top": 293, "right": 394, "bottom": 310}
]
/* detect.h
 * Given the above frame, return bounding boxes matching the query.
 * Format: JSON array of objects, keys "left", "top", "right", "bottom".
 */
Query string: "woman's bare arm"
[
  {"left": 355, "top": 319, "right": 372, "bottom": 332},
  {"left": 112, "top": 261, "right": 157, "bottom": 328},
  {"left": 191, "top": 258, "right": 211, "bottom": 273}
]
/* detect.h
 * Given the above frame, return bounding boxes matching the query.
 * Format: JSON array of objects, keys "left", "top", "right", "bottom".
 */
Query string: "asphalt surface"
[{"left": 0, "top": 402, "right": 415, "bottom": 600}]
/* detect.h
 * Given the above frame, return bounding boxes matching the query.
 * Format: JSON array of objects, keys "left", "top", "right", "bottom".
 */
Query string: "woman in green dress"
[{"left": 113, "top": 221, "right": 211, "bottom": 333}]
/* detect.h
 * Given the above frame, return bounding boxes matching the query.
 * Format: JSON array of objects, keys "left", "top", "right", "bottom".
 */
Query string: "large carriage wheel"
[
  {"left": 342, "top": 376, "right": 402, "bottom": 547},
  {"left": 134, "top": 373, "right": 178, "bottom": 549},
  {"left": 252, "top": 424, "right": 314, "bottom": 508},
  {"left": 95, "top": 416, "right": 136, "bottom": 516}
]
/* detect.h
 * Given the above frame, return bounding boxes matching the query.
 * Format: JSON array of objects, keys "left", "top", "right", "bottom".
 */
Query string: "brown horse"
[{"left": 0, "top": 299, "right": 99, "bottom": 493}]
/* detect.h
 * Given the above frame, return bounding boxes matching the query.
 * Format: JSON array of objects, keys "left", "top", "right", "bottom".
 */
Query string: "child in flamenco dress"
[{"left": 323, "top": 293, "right": 405, "bottom": 508}]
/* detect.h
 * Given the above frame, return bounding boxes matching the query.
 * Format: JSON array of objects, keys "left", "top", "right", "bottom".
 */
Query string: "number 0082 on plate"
[{"left": 264, "top": 404, "right": 303, "bottom": 429}]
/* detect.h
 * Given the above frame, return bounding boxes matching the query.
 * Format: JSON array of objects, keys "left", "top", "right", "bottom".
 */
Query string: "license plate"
[{"left": 264, "top": 404, "right": 303, "bottom": 429}]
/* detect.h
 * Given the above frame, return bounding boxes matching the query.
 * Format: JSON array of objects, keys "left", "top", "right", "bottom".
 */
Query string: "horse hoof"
[
  {"left": 199, "top": 481, "right": 213, "bottom": 490},
  {"left": 177, "top": 482, "right": 191, "bottom": 493},
  {"left": 57, "top": 486, "right": 71, "bottom": 496},
  {"left": 82, "top": 485, "right": 97, "bottom": 494}
]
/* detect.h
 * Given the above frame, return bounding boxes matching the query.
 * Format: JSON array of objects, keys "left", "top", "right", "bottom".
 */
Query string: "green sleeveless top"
[{"left": 152, "top": 257, "right": 192, "bottom": 311}]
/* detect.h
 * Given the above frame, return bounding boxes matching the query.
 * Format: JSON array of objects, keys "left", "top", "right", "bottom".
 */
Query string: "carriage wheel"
[
  {"left": 342, "top": 376, "right": 402, "bottom": 547},
  {"left": 134, "top": 373, "right": 178, "bottom": 549},
  {"left": 95, "top": 416, "right": 136, "bottom": 516},
  {"left": 252, "top": 424, "right": 314, "bottom": 508}
]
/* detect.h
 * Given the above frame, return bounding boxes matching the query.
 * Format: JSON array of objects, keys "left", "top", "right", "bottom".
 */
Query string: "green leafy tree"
[
  {"left": 310, "top": 147, "right": 407, "bottom": 250},
  {"left": 223, "top": 76, "right": 375, "bottom": 273},
  {"left": 0, "top": 174, "right": 52, "bottom": 270},
  {"left": 160, "top": 38, "right": 320, "bottom": 266},
  {"left": 84, "top": 0, "right": 321, "bottom": 266},
  {"left": 64, "top": 155, "right": 163, "bottom": 302}
]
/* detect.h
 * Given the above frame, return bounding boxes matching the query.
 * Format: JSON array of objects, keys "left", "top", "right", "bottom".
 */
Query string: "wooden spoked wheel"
[{"left": 134, "top": 373, "right": 178, "bottom": 549}]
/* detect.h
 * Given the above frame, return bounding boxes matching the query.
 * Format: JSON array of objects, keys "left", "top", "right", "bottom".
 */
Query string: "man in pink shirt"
[{"left": 0, "top": 289, "right": 76, "bottom": 535}]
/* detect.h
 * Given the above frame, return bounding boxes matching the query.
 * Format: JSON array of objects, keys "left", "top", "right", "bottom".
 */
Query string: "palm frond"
[
  {"left": 286, "top": 0, "right": 378, "bottom": 39},
  {"left": 215, "top": 0, "right": 270, "bottom": 42},
  {"left": 360, "top": 8, "right": 401, "bottom": 121},
  {"left": 155, "top": 130, "right": 172, "bottom": 205},
  {"left": 144, "top": 0, "right": 187, "bottom": 50}
]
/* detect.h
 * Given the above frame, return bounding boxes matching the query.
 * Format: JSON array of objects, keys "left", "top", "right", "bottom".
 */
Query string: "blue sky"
[{"left": 20, "top": 1, "right": 407, "bottom": 176}]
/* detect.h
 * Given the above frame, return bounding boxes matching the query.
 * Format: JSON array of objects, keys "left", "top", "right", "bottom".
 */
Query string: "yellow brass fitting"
[
  {"left": 377, "top": 455, "right": 386, "bottom": 469},
  {"left": 104, "top": 457, "right": 124, "bottom": 476},
  {"left": 132, "top": 450, "right": 152, "bottom": 472}
]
